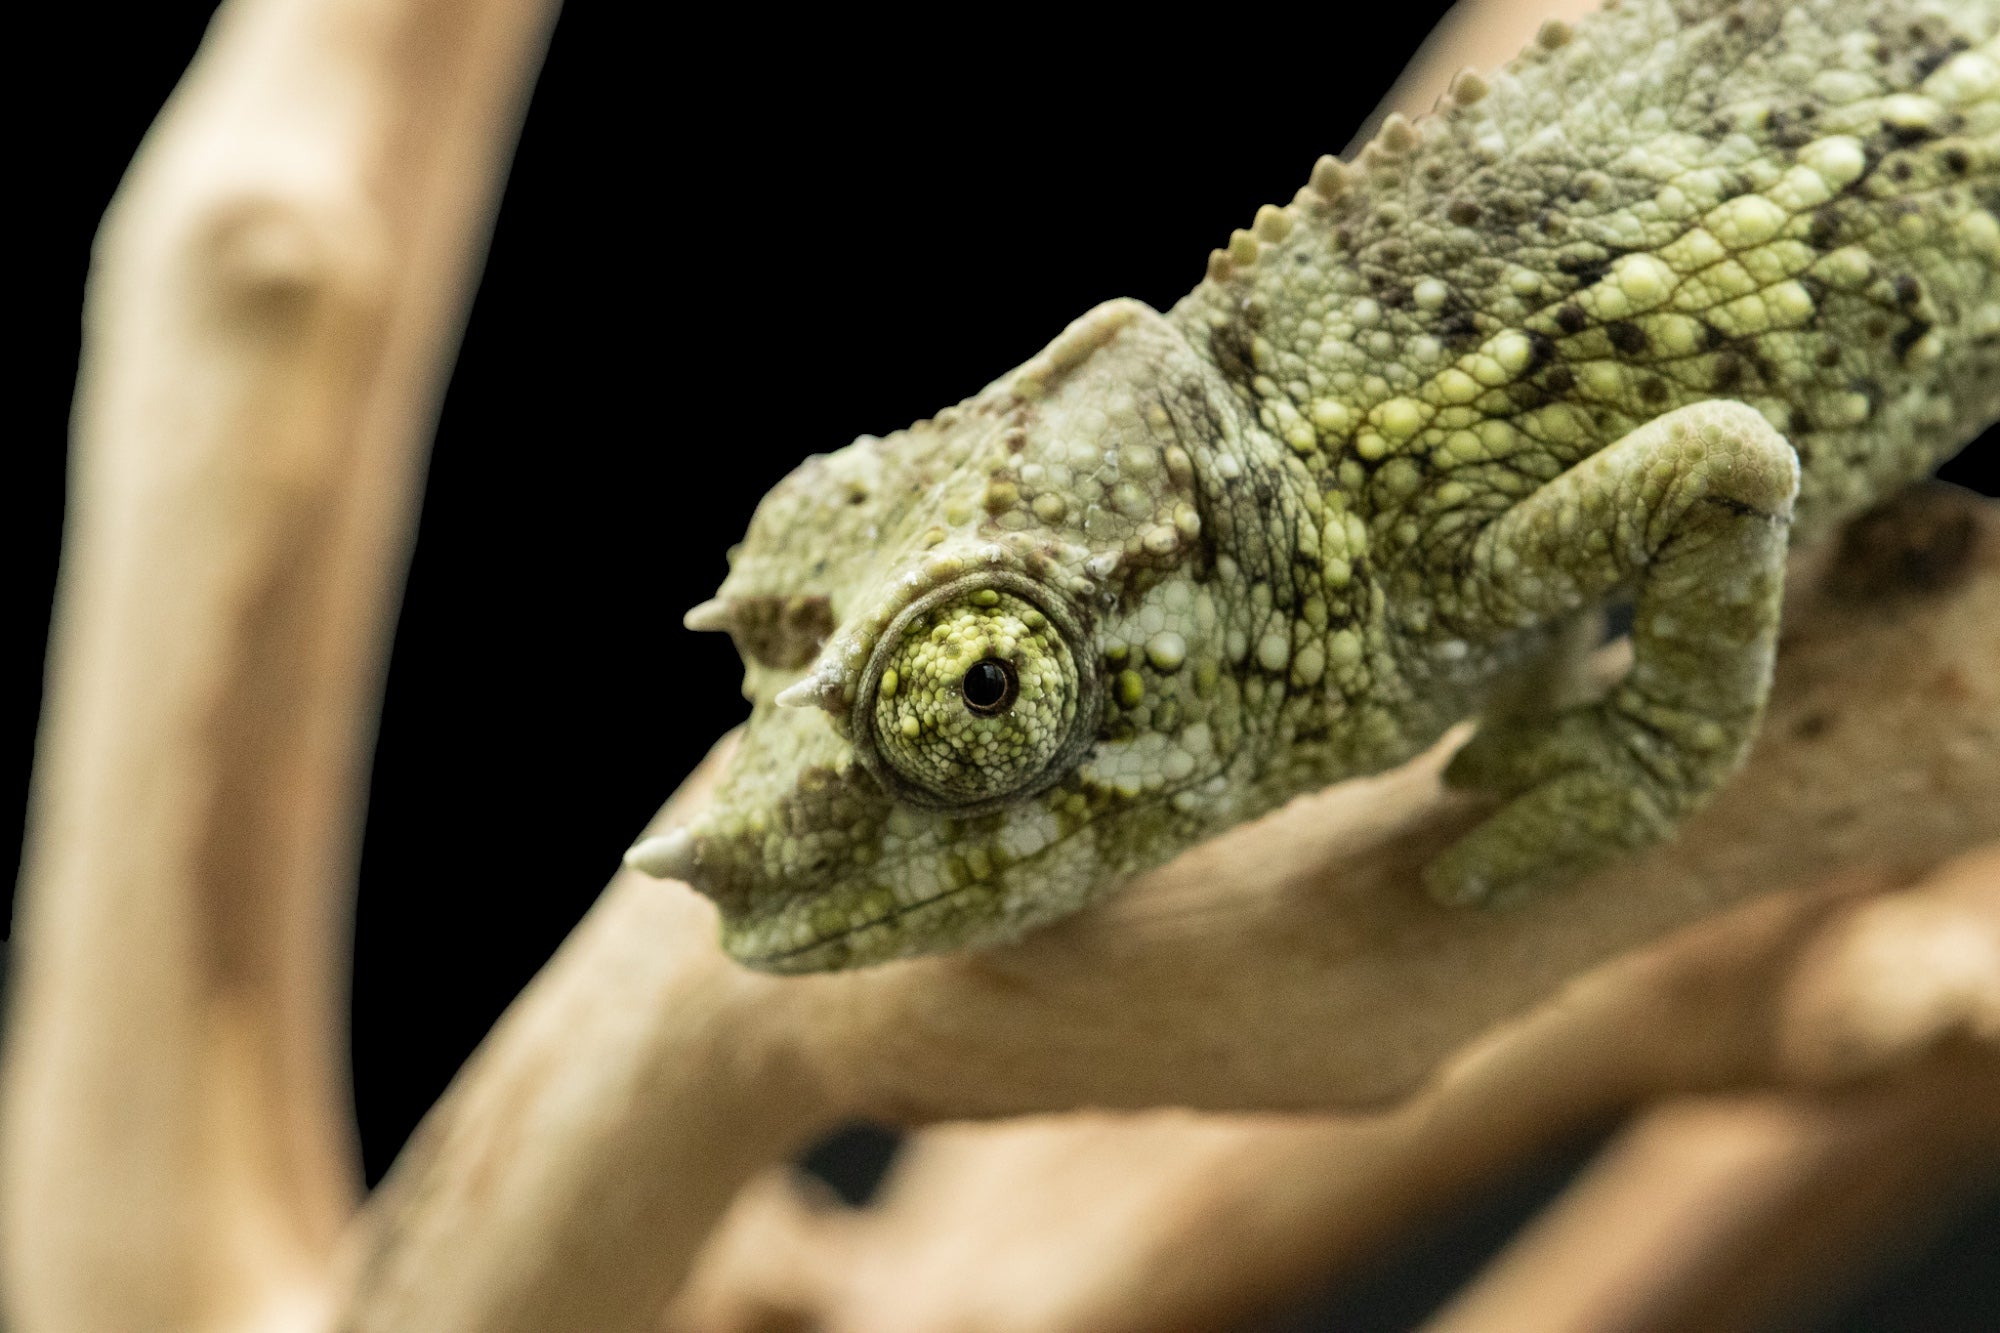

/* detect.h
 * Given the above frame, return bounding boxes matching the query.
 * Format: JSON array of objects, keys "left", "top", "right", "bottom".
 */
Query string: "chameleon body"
[{"left": 631, "top": 0, "right": 2000, "bottom": 972}]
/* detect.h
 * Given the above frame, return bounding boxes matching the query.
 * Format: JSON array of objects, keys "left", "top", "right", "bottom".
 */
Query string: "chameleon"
[{"left": 628, "top": 0, "right": 2000, "bottom": 972}]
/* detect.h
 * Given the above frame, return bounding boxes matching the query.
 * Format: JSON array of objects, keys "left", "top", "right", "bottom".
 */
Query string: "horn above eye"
[
  {"left": 687, "top": 593, "right": 835, "bottom": 670},
  {"left": 682, "top": 598, "right": 733, "bottom": 632}
]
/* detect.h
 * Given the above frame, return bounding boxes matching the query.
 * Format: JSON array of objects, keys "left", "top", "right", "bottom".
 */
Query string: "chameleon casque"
[{"left": 629, "top": 0, "right": 2000, "bottom": 972}]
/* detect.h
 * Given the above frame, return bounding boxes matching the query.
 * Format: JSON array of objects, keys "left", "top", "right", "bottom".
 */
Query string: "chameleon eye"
[
  {"left": 960, "top": 659, "right": 1017, "bottom": 715},
  {"left": 856, "top": 576, "right": 1097, "bottom": 812}
]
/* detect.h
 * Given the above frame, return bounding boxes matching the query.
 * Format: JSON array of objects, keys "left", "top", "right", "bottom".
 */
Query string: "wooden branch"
[
  {"left": 343, "top": 484, "right": 1997, "bottom": 1331},
  {"left": 1422, "top": 847, "right": 2000, "bottom": 1333},
  {"left": 10, "top": 1, "right": 1994, "bottom": 1329},
  {"left": 1429, "top": 1065, "right": 2000, "bottom": 1332},
  {"left": 0, "top": 2, "right": 556, "bottom": 1330},
  {"left": 333, "top": 770, "right": 839, "bottom": 1333},
  {"left": 1344, "top": 0, "right": 1600, "bottom": 153},
  {"left": 665, "top": 843, "right": 2000, "bottom": 1333}
]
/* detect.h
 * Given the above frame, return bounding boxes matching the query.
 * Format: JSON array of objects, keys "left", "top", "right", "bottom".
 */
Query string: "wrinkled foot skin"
[
  {"left": 1422, "top": 401, "right": 1801, "bottom": 907},
  {"left": 1431, "top": 707, "right": 1680, "bottom": 906}
]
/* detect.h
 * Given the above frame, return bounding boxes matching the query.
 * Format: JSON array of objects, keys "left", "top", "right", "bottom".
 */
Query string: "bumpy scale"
[{"left": 631, "top": 0, "right": 2000, "bottom": 971}]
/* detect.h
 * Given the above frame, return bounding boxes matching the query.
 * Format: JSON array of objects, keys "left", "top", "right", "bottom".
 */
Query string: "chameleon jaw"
[
  {"left": 622, "top": 819, "right": 974, "bottom": 972},
  {"left": 714, "top": 877, "right": 993, "bottom": 973}
]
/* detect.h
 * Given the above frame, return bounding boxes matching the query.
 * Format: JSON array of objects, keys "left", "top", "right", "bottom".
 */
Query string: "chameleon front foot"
[
  {"left": 1421, "top": 400, "right": 1801, "bottom": 906},
  {"left": 1428, "top": 709, "right": 1678, "bottom": 905},
  {"left": 1438, "top": 706, "right": 1602, "bottom": 800}
]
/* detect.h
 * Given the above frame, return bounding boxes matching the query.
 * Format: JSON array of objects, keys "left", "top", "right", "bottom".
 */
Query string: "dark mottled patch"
[
  {"left": 1766, "top": 96, "right": 1824, "bottom": 155},
  {"left": 1510, "top": 381, "right": 1552, "bottom": 411},
  {"left": 1639, "top": 376, "right": 1670, "bottom": 405},
  {"left": 1543, "top": 364, "right": 1576, "bottom": 394},
  {"left": 1556, "top": 303, "right": 1589, "bottom": 333},
  {"left": 1808, "top": 206, "right": 1841, "bottom": 247},
  {"left": 1713, "top": 352, "right": 1745, "bottom": 391},
  {"left": 1944, "top": 146, "right": 1971, "bottom": 175},
  {"left": 728, "top": 595, "right": 836, "bottom": 670},
  {"left": 1892, "top": 317, "right": 1934, "bottom": 361},
  {"left": 1607, "top": 321, "right": 1647, "bottom": 355},
  {"left": 1557, "top": 252, "right": 1612, "bottom": 286},
  {"left": 1702, "top": 320, "right": 1729, "bottom": 350},
  {"left": 1893, "top": 273, "right": 1923, "bottom": 308},
  {"left": 1792, "top": 710, "right": 1832, "bottom": 740},
  {"left": 1525, "top": 330, "right": 1557, "bottom": 375},
  {"left": 1889, "top": 157, "right": 1915, "bottom": 182},
  {"left": 1815, "top": 344, "right": 1842, "bottom": 369},
  {"left": 1208, "top": 321, "right": 1256, "bottom": 383},
  {"left": 1776, "top": 105, "right": 1824, "bottom": 148},
  {"left": 1912, "top": 34, "right": 1971, "bottom": 82},
  {"left": 1447, "top": 197, "right": 1482, "bottom": 226},
  {"left": 1438, "top": 309, "right": 1481, "bottom": 346}
]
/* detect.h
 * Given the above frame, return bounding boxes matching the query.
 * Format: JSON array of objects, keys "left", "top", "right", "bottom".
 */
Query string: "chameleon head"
[{"left": 626, "top": 299, "right": 1250, "bottom": 971}]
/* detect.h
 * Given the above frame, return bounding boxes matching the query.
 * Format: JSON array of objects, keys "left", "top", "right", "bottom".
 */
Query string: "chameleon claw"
[{"left": 625, "top": 828, "right": 697, "bottom": 881}]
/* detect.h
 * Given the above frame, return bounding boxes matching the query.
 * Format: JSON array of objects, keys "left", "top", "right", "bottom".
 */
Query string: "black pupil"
[{"left": 961, "top": 659, "right": 1016, "bottom": 714}]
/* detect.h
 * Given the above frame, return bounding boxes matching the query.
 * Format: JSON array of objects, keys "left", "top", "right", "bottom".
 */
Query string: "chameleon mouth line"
[
  {"left": 743, "top": 880, "right": 981, "bottom": 967},
  {"left": 738, "top": 776, "right": 1212, "bottom": 966}
]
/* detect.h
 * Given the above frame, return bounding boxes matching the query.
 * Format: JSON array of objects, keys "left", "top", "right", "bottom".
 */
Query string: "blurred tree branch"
[
  {"left": 4, "top": 1, "right": 1994, "bottom": 1332},
  {"left": 0, "top": 0, "right": 556, "bottom": 1329}
]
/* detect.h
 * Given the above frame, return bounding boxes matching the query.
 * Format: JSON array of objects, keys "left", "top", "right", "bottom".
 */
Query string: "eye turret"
[{"left": 852, "top": 574, "right": 1097, "bottom": 813}]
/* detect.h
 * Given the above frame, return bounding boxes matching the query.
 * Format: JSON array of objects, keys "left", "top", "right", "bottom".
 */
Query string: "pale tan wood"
[
  {"left": 340, "top": 486, "right": 1996, "bottom": 1333},
  {"left": 1428, "top": 1048, "right": 2000, "bottom": 1330},
  {"left": 7, "top": 1, "right": 1996, "bottom": 1330},
  {"left": 664, "top": 820, "right": 2000, "bottom": 1333},
  {"left": 331, "top": 750, "right": 839, "bottom": 1333},
  {"left": 0, "top": 1, "right": 556, "bottom": 1330},
  {"left": 1346, "top": 0, "right": 1601, "bottom": 152},
  {"left": 1421, "top": 845, "right": 2000, "bottom": 1333}
]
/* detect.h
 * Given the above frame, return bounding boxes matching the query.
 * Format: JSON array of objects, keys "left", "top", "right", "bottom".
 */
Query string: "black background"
[
  {"left": 13, "top": 0, "right": 1482, "bottom": 1185},
  {"left": 10, "top": 4, "right": 1996, "bottom": 1330}
]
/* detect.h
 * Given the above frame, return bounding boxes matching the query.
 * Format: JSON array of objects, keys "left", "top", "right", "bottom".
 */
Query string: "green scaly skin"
[{"left": 629, "top": 0, "right": 2000, "bottom": 972}]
